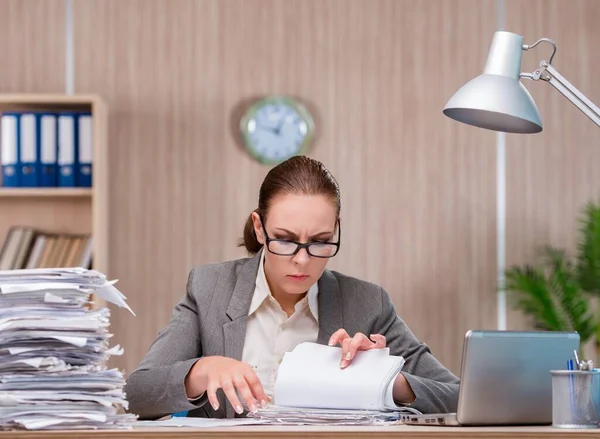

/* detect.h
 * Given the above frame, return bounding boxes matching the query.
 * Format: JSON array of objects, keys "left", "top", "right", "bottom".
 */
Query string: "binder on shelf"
[
  {"left": 1, "top": 112, "right": 20, "bottom": 187},
  {"left": 58, "top": 113, "right": 77, "bottom": 187},
  {"left": 77, "top": 112, "right": 93, "bottom": 187},
  {"left": 19, "top": 113, "right": 39, "bottom": 187},
  {"left": 39, "top": 113, "right": 58, "bottom": 187}
]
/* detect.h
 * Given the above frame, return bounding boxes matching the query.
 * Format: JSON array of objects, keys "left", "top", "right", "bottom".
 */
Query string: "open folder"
[{"left": 273, "top": 342, "right": 405, "bottom": 411}]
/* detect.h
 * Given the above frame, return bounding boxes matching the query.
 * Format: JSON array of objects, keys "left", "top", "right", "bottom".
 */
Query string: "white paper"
[
  {"left": 0, "top": 268, "right": 134, "bottom": 430},
  {"left": 134, "top": 417, "right": 266, "bottom": 428},
  {"left": 44, "top": 293, "right": 70, "bottom": 304},
  {"left": 51, "top": 336, "right": 88, "bottom": 348},
  {"left": 94, "top": 285, "right": 135, "bottom": 316},
  {"left": 9, "top": 357, "right": 67, "bottom": 370},
  {"left": 18, "top": 358, "right": 44, "bottom": 369},
  {"left": 249, "top": 404, "right": 411, "bottom": 425},
  {"left": 7, "top": 347, "right": 44, "bottom": 355},
  {"left": 0, "top": 267, "right": 90, "bottom": 278},
  {"left": 106, "top": 345, "right": 124, "bottom": 356},
  {"left": 11, "top": 412, "right": 134, "bottom": 430},
  {"left": 273, "top": 342, "right": 405, "bottom": 411},
  {"left": 0, "top": 283, "right": 91, "bottom": 294},
  {"left": 0, "top": 318, "right": 104, "bottom": 332}
]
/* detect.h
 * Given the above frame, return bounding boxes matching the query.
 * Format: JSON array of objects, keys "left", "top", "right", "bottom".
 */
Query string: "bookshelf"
[
  {"left": 0, "top": 94, "right": 108, "bottom": 284},
  {"left": 0, "top": 188, "right": 92, "bottom": 197}
]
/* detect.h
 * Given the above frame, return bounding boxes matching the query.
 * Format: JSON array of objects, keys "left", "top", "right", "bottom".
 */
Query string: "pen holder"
[{"left": 550, "top": 370, "right": 600, "bottom": 428}]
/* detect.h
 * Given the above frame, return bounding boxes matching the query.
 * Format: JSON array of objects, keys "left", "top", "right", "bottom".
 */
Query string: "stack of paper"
[
  {"left": 250, "top": 342, "right": 420, "bottom": 425},
  {"left": 0, "top": 267, "right": 136, "bottom": 430},
  {"left": 250, "top": 405, "right": 412, "bottom": 425}
]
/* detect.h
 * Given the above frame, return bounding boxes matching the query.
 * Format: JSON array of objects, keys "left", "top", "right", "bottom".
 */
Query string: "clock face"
[{"left": 240, "top": 96, "right": 314, "bottom": 165}]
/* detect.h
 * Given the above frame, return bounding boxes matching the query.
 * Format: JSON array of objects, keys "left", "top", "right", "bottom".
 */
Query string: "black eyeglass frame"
[{"left": 259, "top": 216, "right": 341, "bottom": 258}]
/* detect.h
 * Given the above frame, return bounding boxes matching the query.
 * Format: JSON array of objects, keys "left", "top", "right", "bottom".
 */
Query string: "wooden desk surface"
[{"left": 0, "top": 425, "right": 598, "bottom": 439}]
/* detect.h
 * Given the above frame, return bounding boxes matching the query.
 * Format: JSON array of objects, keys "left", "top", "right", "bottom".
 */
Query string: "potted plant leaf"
[{"left": 502, "top": 200, "right": 600, "bottom": 361}]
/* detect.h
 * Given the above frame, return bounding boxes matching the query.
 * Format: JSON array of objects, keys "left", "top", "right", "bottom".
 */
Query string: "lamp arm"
[{"left": 521, "top": 61, "right": 600, "bottom": 127}]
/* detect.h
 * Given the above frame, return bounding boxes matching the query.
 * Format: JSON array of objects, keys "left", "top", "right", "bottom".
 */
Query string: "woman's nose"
[{"left": 292, "top": 247, "right": 310, "bottom": 264}]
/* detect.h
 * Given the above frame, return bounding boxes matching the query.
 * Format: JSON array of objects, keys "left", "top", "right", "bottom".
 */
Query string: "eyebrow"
[{"left": 274, "top": 227, "right": 334, "bottom": 240}]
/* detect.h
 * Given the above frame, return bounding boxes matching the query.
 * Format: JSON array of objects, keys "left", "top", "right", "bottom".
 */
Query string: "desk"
[{"left": 0, "top": 425, "right": 598, "bottom": 439}]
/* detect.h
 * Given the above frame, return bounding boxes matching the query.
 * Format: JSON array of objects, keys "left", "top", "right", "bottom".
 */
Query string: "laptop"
[{"left": 400, "top": 330, "right": 580, "bottom": 426}]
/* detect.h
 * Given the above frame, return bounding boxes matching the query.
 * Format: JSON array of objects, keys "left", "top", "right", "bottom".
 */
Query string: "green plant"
[
  {"left": 502, "top": 200, "right": 600, "bottom": 360},
  {"left": 577, "top": 201, "right": 600, "bottom": 356}
]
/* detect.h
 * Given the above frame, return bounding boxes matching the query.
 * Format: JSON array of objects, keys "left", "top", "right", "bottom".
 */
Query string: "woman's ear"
[{"left": 251, "top": 211, "right": 265, "bottom": 245}]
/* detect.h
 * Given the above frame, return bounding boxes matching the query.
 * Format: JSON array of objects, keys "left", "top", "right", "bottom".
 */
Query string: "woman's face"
[{"left": 252, "top": 193, "right": 339, "bottom": 297}]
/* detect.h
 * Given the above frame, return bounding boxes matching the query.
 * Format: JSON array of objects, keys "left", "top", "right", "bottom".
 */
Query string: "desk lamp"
[{"left": 443, "top": 31, "right": 600, "bottom": 133}]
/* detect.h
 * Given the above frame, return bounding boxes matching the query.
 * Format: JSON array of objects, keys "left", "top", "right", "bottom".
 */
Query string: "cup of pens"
[{"left": 550, "top": 351, "right": 600, "bottom": 428}]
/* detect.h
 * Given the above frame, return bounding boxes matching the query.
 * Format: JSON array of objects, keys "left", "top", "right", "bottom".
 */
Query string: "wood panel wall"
[
  {"left": 0, "top": 0, "right": 65, "bottom": 93},
  {"left": 4, "top": 0, "right": 597, "bottom": 379},
  {"left": 504, "top": 0, "right": 600, "bottom": 333},
  {"left": 72, "top": 0, "right": 498, "bottom": 375}
]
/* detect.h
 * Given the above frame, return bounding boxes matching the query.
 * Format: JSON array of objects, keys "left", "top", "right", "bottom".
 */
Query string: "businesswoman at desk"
[{"left": 125, "top": 156, "right": 459, "bottom": 420}]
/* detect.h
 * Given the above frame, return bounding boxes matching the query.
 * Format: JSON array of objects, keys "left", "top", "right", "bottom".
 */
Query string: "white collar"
[{"left": 248, "top": 250, "right": 319, "bottom": 321}]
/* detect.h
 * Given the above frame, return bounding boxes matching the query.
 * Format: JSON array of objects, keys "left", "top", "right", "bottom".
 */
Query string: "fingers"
[
  {"left": 369, "top": 333, "right": 386, "bottom": 349},
  {"left": 221, "top": 378, "right": 245, "bottom": 415},
  {"left": 244, "top": 367, "right": 270, "bottom": 409},
  {"left": 206, "top": 381, "right": 220, "bottom": 412},
  {"left": 337, "top": 332, "right": 387, "bottom": 369},
  {"left": 208, "top": 368, "right": 268, "bottom": 415},
  {"left": 339, "top": 337, "right": 352, "bottom": 368},
  {"left": 340, "top": 333, "right": 371, "bottom": 369},
  {"left": 233, "top": 375, "right": 260, "bottom": 413},
  {"left": 328, "top": 328, "right": 350, "bottom": 347}
]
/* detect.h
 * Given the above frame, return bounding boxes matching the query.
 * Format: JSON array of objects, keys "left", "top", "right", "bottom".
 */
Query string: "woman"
[{"left": 125, "top": 156, "right": 459, "bottom": 420}]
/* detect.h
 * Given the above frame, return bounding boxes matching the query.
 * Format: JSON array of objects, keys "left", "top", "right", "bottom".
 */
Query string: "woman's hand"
[
  {"left": 393, "top": 372, "right": 416, "bottom": 404},
  {"left": 328, "top": 329, "right": 386, "bottom": 369},
  {"left": 185, "top": 356, "right": 268, "bottom": 414}
]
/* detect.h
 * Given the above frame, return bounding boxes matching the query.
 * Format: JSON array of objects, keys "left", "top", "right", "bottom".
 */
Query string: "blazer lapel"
[
  {"left": 222, "top": 250, "right": 261, "bottom": 417},
  {"left": 316, "top": 269, "right": 343, "bottom": 345},
  {"left": 223, "top": 250, "right": 262, "bottom": 358},
  {"left": 220, "top": 255, "right": 341, "bottom": 415}
]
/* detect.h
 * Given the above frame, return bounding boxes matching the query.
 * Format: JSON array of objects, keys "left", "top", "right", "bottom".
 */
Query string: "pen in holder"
[{"left": 551, "top": 353, "right": 600, "bottom": 428}]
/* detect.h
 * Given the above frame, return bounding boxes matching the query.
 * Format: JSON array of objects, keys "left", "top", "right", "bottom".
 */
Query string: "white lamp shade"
[
  {"left": 443, "top": 74, "right": 543, "bottom": 134},
  {"left": 443, "top": 30, "right": 543, "bottom": 134}
]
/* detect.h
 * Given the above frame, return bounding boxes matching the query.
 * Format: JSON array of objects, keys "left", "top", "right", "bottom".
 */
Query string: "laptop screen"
[{"left": 456, "top": 330, "right": 579, "bottom": 426}]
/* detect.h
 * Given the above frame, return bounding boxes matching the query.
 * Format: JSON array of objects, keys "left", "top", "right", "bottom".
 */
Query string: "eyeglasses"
[{"left": 259, "top": 216, "right": 341, "bottom": 258}]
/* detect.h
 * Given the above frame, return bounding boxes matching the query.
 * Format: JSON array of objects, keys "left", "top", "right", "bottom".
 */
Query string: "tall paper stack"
[{"left": 0, "top": 267, "right": 136, "bottom": 430}]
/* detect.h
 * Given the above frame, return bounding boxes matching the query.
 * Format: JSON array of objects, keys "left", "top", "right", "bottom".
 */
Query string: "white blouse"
[{"left": 241, "top": 252, "right": 399, "bottom": 408}]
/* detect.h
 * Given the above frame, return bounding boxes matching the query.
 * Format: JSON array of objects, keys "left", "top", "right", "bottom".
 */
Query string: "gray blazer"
[{"left": 125, "top": 250, "right": 459, "bottom": 420}]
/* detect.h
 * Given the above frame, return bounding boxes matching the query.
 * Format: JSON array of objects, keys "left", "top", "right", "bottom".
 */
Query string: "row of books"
[
  {"left": 0, "top": 111, "right": 93, "bottom": 188},
  {"left": 0, "top": 226, "right": 93, "bottom": 270}
]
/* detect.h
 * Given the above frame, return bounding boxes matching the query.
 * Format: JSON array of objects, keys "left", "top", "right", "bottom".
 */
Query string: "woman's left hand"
[{"left": 328, "top": 329, "right": 386, "bottom": 369}]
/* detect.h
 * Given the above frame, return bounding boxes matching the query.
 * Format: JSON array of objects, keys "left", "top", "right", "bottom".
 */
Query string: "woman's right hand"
[{"left": 184, "top": 356, "right": 268, "bottom": 414}]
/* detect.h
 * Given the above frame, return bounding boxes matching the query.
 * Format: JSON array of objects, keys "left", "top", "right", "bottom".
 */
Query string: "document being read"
[{"left": 274, "top": 342, "right": 405, "bottom": 411}]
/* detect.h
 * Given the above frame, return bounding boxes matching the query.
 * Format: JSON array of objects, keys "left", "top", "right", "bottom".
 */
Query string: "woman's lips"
[{"left": 287, "top": 274, "right": 309, "bottom": 282}]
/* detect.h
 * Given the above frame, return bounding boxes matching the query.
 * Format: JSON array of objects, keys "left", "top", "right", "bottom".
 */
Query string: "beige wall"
[
  {"left": 505, "top": 1, "right": 600, "bottom": 332},
  {"left": 1, "top": 0, "right": 599, "bottom": 377},
  {"left": 0, "top": 1, "right": 64, "bottom": 92}
]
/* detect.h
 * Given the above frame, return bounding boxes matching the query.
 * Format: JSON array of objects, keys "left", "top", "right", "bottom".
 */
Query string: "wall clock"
[{"left": 240, "top": 95, "right": 315, "bottom": 165}]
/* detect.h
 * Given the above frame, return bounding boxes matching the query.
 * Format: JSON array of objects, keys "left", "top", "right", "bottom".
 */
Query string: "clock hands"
[
  {"left": 257, "top": 115, "right": 287, "bottom": 136},
  {"left": 240, "top": 96, "right": 314, "bottom": 164},
  {"left": 273, "top": 115, "right": 287, "bottom": 135}
]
